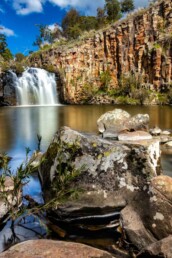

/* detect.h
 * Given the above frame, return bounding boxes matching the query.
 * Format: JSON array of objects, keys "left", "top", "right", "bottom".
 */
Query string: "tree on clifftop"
[
  {"left": 105, "top": 0, "right": 121, "bottom": 22},
  {"left": 33, "top": 24, "right": 62, "bottom": 48},
  {"left": 0, "top": 34, "right": 7, "bottom": 54},
  {"left": 97, "top": 7, "right": 106, "bottom": 28},
  {"left": 0, "top": 33, "right": 13, "bottom": 60},
  {"left": 121, "top": 0, "right": 134, "bottom": 13},
  {"left": 62, "top": 8, "right": 81, "bottom": 39}
]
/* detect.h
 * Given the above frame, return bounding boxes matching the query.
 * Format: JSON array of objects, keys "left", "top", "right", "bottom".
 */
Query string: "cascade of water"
[{"left": 12, "top": 68, "right": 58, "bottom": 106}]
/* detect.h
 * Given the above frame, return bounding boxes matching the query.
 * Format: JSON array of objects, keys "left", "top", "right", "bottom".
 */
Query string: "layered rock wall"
[{"left": 29, "top": 0, "right": 172, "bottom": 103}]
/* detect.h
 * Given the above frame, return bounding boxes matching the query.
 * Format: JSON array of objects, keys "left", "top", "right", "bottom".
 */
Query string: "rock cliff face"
[{"left": 29, "top": 0, "right": 172, "bottom": 104}]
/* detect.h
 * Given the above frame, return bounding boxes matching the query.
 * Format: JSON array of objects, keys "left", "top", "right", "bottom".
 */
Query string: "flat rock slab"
[
  {"left": 118, "top": 131, "right": 152, "bottom": 141},
  {"left": 0, "top": 240, "right": 113, "bottom": 258}
]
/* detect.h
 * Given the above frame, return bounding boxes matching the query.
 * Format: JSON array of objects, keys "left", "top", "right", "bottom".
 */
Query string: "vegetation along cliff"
[
  {"left": 2, "top": 0, "right": 172, "bottom": 105},
  {"left": 28, "top": 0, "right": 172, "bottom": 105}
]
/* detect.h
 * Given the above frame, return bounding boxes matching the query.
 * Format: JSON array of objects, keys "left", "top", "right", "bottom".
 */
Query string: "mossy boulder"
[{"left": 40, "top": 127, "right": 161, "bottom": 224}]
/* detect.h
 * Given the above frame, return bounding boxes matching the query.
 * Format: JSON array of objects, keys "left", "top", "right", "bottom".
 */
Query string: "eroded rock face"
[
  {"left": 29, "top": 0, "right": 172, "bottom": 104},
  {"left": 0, "top": 239, "right": 113, "bottom": 258},
  {"left": 2, "top": 72, "right": 17, "bottom": 106}
]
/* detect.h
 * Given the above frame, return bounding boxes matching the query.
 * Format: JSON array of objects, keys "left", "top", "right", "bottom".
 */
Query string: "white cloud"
[
  {"left": 10, "top": 0, "right": 104, "bottom": 15},
  {"left": 1, "top": 26, "right": 16, "bottom": 37},
  {"left": 10, "top": 0, "right": 149, "bottom": 16},
  {"left": 48, "top": 0, "right": 105, "bottom": 15},
  {"left": 48, "top": 23, "right": 62, "bottom": 31},
  {"left": 13, "top": 0, "right": 44, "bottom": 15}
]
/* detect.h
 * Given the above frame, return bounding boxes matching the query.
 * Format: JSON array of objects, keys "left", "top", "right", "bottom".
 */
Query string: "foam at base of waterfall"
[{"left": 12, "top": 68, "right": 58, "bottom": 106}]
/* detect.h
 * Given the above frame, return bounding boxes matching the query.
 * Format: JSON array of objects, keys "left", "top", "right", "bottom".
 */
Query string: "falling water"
[{"left": 10, "top": 68, "right": 58, "bottom": 105}]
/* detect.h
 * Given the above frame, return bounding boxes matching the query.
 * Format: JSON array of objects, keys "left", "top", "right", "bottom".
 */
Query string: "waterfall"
[{"left": 10, "top": 68, "right": 58, "bottom": 106}]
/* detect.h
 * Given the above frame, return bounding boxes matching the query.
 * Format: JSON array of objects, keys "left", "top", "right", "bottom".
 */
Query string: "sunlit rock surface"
[
  {"left": 29, "top": 0, "right": 172, "bottom": 104},
  {"left": 0, "top": 240, "right": 113, "bottom": 258}
]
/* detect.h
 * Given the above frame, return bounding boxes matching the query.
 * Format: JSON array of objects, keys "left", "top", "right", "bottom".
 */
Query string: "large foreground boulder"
[
  {"left": 39, "top": 126, "right": 160, "bottom": 237},
  {"left": 0, "top": 240, "right": 113, "bottom": 258}
]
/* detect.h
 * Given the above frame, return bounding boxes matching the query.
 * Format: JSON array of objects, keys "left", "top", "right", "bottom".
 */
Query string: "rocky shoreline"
[{"left": 0, "top": 109, "right": 172, "bottom": 257}]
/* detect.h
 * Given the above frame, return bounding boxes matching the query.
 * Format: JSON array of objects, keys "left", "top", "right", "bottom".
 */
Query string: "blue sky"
[{"left": 0, "top": 0, "right": 149, "bottom": 55}]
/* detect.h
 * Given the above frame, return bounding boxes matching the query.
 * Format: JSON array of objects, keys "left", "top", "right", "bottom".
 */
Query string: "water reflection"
[
  {"left": 0, "top": 104, "right": 172, "bottom": 172},
  {"left": 1, "top": 105, "right": 172, "bottom": 155}
]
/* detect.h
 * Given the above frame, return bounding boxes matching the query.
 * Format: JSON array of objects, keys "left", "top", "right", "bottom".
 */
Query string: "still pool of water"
[
  {"left": 0, "top": 104, "right": 172, "bottom": 251},
  {"left": 1, "top": 104, "right": 172, "bottom": 154},
  {"left": 0, "top": 104, "right": 172, "bottom": 172}
]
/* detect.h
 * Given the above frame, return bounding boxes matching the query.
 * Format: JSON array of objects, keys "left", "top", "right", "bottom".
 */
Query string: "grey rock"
[
  {"left": 97, "top": 109, "right": 150, "bottom": 136},
  {"left": 97, "top": 109, "right": 131, "bottom": 133},
  {"left": 137, "top": 235, "right": 172, "bottom": 258},
  {"left": 149, "top": 127, "right": 162, "bottom": 136},
  {"left": 40, "top": 127, "right": 161, "bottom": 228},
  {"left": 120, "top": 175, "right": 172, "bottom": 251},
  {"left": 124, "top": 114, "right": 149, "bottom": 132},
  {"left": 121, "top": 205, "right": 156, "bottom": 250},
  {"left": 145, "top": 175, "right": 172, "bottom": 240}
]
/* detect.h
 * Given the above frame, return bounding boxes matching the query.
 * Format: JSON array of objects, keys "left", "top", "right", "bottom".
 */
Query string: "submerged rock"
[{"left": 0, "top": 239, "right": 113, "bottom": 258}]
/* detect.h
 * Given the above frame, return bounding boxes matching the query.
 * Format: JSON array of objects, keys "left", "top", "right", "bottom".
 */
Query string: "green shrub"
[
  {"left": 157, "top": 93, "right": 168, "bottom": 105},
  {"left": 100, "top": 70, "right": 111, "bottom": 91},
  {"left": 116, "top": 96, "right": 139, "bottom": 105}
]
